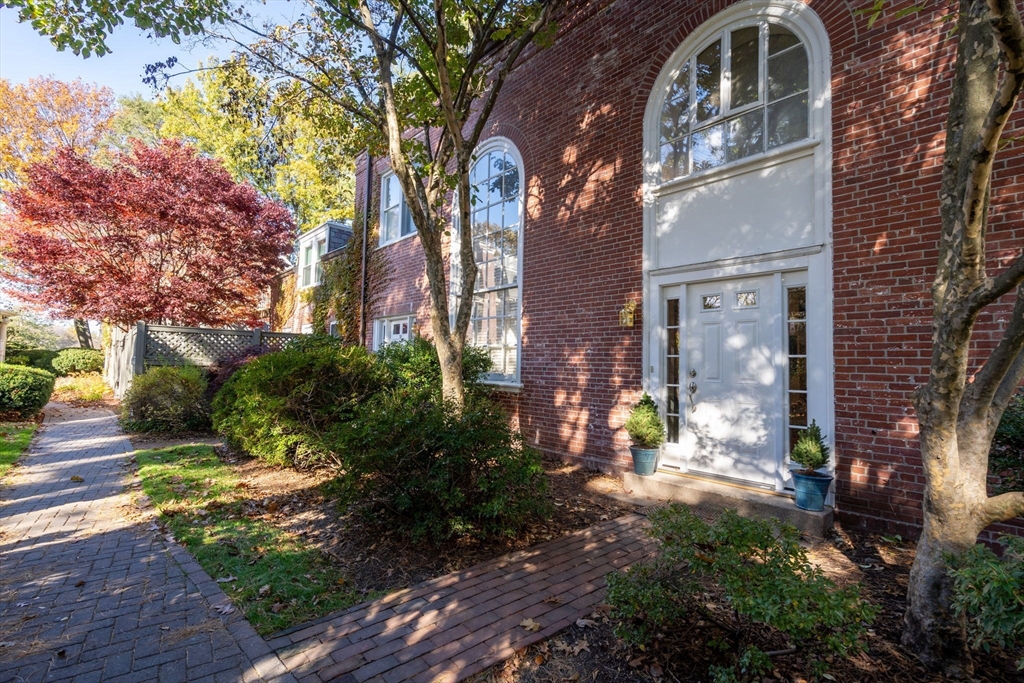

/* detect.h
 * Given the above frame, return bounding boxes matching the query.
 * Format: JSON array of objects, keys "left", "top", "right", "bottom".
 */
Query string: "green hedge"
[
  {"left": 121, "top": 365, "right": 210, "bottom": 433},
  {"left": 212, "top": 343, "right": 389, "bottom": 468},
  {"left": 52, "top": 348, "right": 103, "bottom": 376},
  {"left": 0, "top": 364, "right": 55, "bottom": 417},
  {"left": 23, "top": 349, "right": 60, "bottom": 373}
]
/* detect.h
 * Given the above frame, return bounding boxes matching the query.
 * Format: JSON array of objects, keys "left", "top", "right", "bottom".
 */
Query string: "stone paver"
[
  {"left": 269, "top": 514, "right": 655, "bottom": 683},
  {"left": 0, "top": 403, "right": 296, "bottom": 683}
]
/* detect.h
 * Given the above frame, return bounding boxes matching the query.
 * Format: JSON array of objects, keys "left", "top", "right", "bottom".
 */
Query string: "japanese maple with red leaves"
[{"left": 1, "top": 140, "right": 295, "bottom": 328}]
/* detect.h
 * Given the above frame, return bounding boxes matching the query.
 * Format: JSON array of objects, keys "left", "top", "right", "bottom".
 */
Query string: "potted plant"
[
  {"left": 789, "top": 420, "right": 833, "bottom": 511},
  {"left": 625, "top": 393, "right": 665, "bottom": 476}
]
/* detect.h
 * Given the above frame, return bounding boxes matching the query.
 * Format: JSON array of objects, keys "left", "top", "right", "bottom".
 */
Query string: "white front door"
[{"left": 662, "top": 275, "right": 782, "bottom": 488}]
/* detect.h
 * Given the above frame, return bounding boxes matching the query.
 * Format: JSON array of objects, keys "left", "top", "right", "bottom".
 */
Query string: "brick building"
[{"left": 334, "top": 0, "right": 1024, "bottom": 539}]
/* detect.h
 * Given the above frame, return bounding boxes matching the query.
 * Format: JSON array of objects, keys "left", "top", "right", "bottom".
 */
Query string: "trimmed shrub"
[
  {"left": 51, "top": 348, "right": 103, "bottom": 376},
  {"left": 212, "top": 344, "right": 389, "bottom": 468},
  {"left": 5, "top": 355, "right": 30, "bottom": 366},
  {"left": 0, "top": 364, "right": 56, "bottom": 417},
  {"left": 607, "top": 505, "right": 876, "bottom": 681},
  {"left": 331, "top": 390, "right": 549, "bottom": 542},
  {"left": 375, "top": 336, "right": 492, "bottom": 394},
  {"left": 950, "top": 535, "right": 1024, "bottom": 670},
  {"left": 205, "top": 347, "right": 267, "bottom": 403},
  {"left": 121, "top": 366, "right": 210, "bottom": 433},
  {"left": 23, "top": 349, "right": 60, "bottom": 373}
]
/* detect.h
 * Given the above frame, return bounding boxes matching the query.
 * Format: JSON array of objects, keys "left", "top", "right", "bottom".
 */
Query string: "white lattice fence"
[{"left": 139, "top": 324, "right": 306, "bottom": 369}]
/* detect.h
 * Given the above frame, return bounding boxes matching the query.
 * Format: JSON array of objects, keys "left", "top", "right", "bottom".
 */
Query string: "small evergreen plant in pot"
[
  {"left": 624, "top": 393, "right": 665, "bottom": 476},
  {"left": 789, "top": 419, "right": 833, "bottom": 511}
]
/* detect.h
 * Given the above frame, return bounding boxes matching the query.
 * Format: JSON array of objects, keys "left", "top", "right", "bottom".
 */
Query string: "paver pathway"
[
  {"left": 269, "top": 514, "right": 655, "bottom": 683},
  {"left": 0, "top": 404, "right": 295, "bottom": 683}
]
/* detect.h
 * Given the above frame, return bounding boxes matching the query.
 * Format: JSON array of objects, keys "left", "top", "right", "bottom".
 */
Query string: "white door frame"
[{"left": 645, "top": 247, "right": 834, "bottom": 495}]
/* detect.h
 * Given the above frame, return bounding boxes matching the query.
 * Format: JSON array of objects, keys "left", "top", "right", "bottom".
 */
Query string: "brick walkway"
[
  {"left": 268, "top": 514, "right": 655, "bottom": 683},
  {"left": 0, "top": 404, "right": 295, "bottom": 683}
]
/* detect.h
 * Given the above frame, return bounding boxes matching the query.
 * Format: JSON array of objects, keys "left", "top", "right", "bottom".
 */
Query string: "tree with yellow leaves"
[{"left": 0, "top": 77, "right": 116, "bottom": 191}]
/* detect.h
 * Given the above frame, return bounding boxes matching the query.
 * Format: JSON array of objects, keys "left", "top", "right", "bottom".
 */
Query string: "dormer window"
[
  {"left": 380, "top": 172, "right": 415, "bottom": 245},
  {"left": 659, "top": 21, "right": 809, "bottom": 181}
]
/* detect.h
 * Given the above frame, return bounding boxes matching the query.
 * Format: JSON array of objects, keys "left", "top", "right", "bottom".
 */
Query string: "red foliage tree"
[{"left": 1, "top": 140, "right": 295, "bottom": 328}]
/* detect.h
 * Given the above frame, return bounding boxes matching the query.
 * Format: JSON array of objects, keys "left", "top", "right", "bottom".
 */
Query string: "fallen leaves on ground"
[{"left": 520, "top": 618, "right": 541, "bottom": 632}]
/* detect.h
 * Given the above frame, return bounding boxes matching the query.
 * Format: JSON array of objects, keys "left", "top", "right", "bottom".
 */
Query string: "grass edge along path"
[
  {"left": 135, "top": 444, "right": 364, "bottom": 635},
  {"left": 0, "top": 422, "right": 38, "bottom": 479}
]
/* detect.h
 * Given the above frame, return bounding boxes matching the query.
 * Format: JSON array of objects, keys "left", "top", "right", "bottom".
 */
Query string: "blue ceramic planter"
[
  {"left": 629, "top": 447, "right": 659, "bottom": 476},
  {"left": 792, "top": 471, "right": 833, "bottom": 511}
]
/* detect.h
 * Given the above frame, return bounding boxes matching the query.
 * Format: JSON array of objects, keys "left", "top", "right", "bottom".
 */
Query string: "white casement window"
[
  {"left": 373, "top": 315, "right": 413, "bottom": 350},
  {"left": 328, "top": 321, "right": 338, "bottom": 337},
  {"left": 380, "top": 172, "right": 415, "bottom": 245},
  {"left": 659, "top": 20, "right": 810, "bottom": 181},
  {"left": 451, "top": 138, "right": 523, "bottom": 384}
]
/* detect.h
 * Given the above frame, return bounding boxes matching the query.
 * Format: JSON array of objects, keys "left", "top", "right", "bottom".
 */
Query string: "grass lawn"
[
  {"left": 0, "top": 423, "right": 37, "bottom": 479},
  {"left": 135, "top": 445, "right": 365, "bottom": 635}
]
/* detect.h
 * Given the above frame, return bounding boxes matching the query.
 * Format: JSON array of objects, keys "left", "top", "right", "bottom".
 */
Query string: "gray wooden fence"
[{"left": 105, "top": 323, "right": 307, "bottom": 398}]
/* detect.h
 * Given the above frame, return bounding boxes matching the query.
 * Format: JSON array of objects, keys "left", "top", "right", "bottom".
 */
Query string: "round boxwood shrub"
[
  {"left": 23, "top": 349, "right": 60, "bottom": 373},
  {"left": 0, "top": 364, "right": 56, "bottom": 417},
  {"left": 212, "top": 344, "right": 389, "bottom": 468},
  {"left": 121, "top": 365, "right": 210, "bottom": 433},
  {"left": 51, "top": 348, "right": 104, "bottom": 376}
]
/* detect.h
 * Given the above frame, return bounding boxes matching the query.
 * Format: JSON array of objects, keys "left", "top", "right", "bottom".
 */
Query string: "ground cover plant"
[
  {"left": 52, "top": 372, "right": 109, "bottom": 405},
  {"left": 50, "top": 348, "right": 103, "bottom": 376},
  {"left": 950, "top": 535, "right": 1024, "bottom": 670},
  {"left": 121, "top": 366, "right": 210, "bottom": 433},
  {"left": 0, "top": 422, "right": 37, "bottom": 478},
  {"left": 607, "top": 505, "right": 876, "bottom": 682},
  {"left": 134, "top": 444, "right": 364, "bottom": 634},
  {"left": 0, "top": 364, "right": 55, "bottom": 418}
]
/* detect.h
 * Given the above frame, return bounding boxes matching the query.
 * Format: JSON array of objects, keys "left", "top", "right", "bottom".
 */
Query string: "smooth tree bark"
[
  {"left": 901, "top": 0, "right": 1024, "bottom": 674},
  {"left": 209, "top": 0, "right": 563, "bottom": 410}
]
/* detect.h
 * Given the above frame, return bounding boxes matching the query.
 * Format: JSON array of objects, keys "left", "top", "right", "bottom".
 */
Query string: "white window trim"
[
  {"left": 379, "top": 172, "right": 416, "bottom": 247},
  {"left": 640, "top": 0, "right": 835, "bottom": 502},
  {"left": 449, "top": 136, "right": 525, "bottom": 385},
  {"left": 373, "top": 315, "right": 414, "bottom": 351},
  {"left": 643, "top": 0, "right": 830, "bottom": 197},
  {"left": 297, "top": 224, "right": 330, "bottom": 290}
]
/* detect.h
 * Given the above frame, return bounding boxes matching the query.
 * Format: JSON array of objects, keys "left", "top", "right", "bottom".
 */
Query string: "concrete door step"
[{"left": 622, "top": 470, "right": 833, "bottom": 538}]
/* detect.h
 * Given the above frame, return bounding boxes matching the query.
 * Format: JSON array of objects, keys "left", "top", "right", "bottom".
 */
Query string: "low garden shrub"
[
  {"left": 950, "top": 535, "right": 1024, "bottom": 670},
  {"left": 607, "top": 505, "right": 876, "bottom": 682},
  {"left": 0, "top": 364, "right": 56, "bottom": 417},
  {"left": 5, "top": 354, "right": 30, "bottom": 366},
  {"left": 331, "top": 389, "right": 549, "bottom": 543},
  {"left": 121, "top": 366, "right": 210, "bottom": 433},
  {"left": 205, "top": 347, "right": 267, "bottom": 403},
  {"left": 51, "top": 348, "right": 103, "bottom": 376},
  {"left": 212, "top": 344, "right": 388, "bottom": 468},
  {"left": 22, "top": 349, "right": 60, "bottom": 373}
]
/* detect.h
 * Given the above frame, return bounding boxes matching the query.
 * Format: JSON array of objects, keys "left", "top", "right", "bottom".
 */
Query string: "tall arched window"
[
  {"left": 451, "top": 138, "right": 523, "bottom": 383},
  {"left": 659, "top": 20, "right": 810, "bottom": 181}
]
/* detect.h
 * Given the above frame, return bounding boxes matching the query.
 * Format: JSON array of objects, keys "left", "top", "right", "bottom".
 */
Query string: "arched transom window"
[
  {"left": 451, "top": 139, "right": 523, "bottom": 383},
  {"left": 660, "top": 21, "right": 809, "bottom": 181}
]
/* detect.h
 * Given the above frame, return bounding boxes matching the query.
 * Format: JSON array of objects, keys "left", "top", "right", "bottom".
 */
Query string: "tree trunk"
[
  {"left": 902, "top": 504, "right": 978, "bottom": 676},
  {"left": 74, "top": 318, "right": 93, "bottom": 348}
]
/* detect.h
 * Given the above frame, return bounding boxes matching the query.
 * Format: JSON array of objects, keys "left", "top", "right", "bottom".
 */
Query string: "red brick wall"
[{"left": 357, "top": 0, "right": 1024, "bottom": 540}]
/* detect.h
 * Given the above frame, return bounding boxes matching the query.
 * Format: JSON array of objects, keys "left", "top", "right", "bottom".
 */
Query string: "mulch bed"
[{"left": 211, "top": 445, "right": 640, "bottom": 598}]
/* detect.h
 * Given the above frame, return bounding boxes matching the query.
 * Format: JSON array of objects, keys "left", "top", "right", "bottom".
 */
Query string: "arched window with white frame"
[
  {"left": 451, "top": 138, "right": 524, "bottom": 384},
  {"left": 659, "top": 18, "right": 811, "bottom": 181}
]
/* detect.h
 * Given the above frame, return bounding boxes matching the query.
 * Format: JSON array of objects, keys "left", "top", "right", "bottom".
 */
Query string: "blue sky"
[{"left": 0, "top": 3, "right": 299, "bottom": 98}]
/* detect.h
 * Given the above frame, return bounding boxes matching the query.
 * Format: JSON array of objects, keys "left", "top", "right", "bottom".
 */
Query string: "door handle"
[{"left": 687, "top": 381, "right": 697, "bottom": 412}]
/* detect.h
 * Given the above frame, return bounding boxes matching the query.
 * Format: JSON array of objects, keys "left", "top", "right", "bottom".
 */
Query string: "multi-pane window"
[
  {"left": 301, "top": 243, "right": 314, "bottom": 288},
  {"left": 380, "top": 173, "right": 414, "bottom": 244},
  {"left": 665, "top": 298, "right": 681, "bottom": 443},
  {"left": 373, "top": 315, "right": 413, "bottom": 350},
  {"left": 786, "top": 286, "right": 808, "bottom": 452},
  {"left": 314, "top": 238, "right": 326, "bottom": 283},
  {"left": 452, "top": 144, "right": 522, "bottom": 382},
  {"left": 660, "top": 22, "right": 809, "bottom": 181}
]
